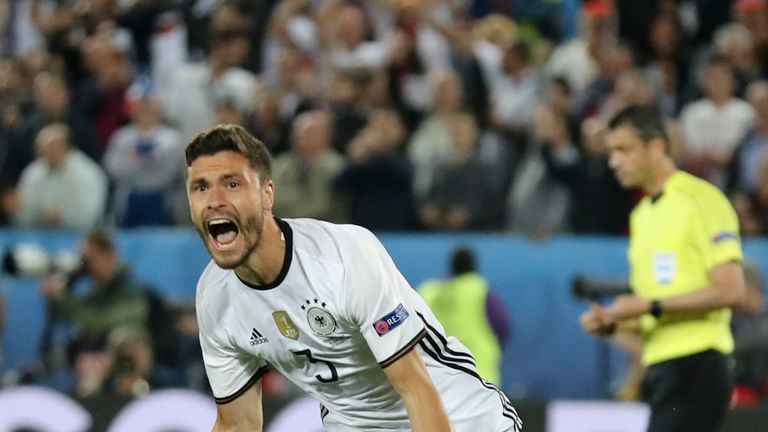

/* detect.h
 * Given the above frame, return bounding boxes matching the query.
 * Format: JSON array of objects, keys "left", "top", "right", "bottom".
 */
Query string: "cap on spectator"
[
  {"left": 583, "top": 0, "right": 615, "bottom": 17},
  {"left": 734, "top": 0, "right": 767, "bottom": 12}
]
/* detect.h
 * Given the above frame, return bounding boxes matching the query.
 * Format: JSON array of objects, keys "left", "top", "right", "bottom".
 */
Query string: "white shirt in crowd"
[
  {"left": 15, "top": 150, "right": 107, "bottom": 230},
  {"left": 162, "top": 63, "right": 257, "bottom": 143},
  {"left": 679, "top": 97, "right": 755, "bottom": 158}
]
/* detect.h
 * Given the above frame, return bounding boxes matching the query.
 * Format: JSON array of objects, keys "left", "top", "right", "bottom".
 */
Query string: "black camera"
[{"left": 572, "top": 275, "right": 631, "bottom": 300}]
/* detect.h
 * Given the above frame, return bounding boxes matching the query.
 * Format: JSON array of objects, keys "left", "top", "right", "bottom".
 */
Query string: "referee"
[{"left": 580, "top": 105, "right": 746, "bottom": 432}]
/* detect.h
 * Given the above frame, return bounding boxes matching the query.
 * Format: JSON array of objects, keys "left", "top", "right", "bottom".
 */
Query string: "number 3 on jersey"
[{"left": 292, "top": 349, "right": 339, "bottom": 383}]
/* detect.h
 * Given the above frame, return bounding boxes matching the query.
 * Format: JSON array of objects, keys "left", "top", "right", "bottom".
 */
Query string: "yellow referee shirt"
[{"left": 628, "top": 171, "right": 743, "bottom": 366}]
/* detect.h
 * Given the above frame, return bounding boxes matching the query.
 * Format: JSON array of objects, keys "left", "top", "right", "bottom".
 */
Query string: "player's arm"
[
  {"left": 603, "top": 260, "right": 745, "bottom": 322},
  {"left": 212, "top": 381, "right": 264, "bottom": 432},
  {"left": 383, "top": 346, "right": 452, "bottom": 432}
]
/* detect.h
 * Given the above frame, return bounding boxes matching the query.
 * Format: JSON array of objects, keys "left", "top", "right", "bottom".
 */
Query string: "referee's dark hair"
[
  {"left": 451, "top": 248, "right": 476, "bottom": 276},
  {"left": 608, "top": 104, "right": 670, "bottom": 153},
  {"left": 185, "top": 124, "right": 272, "bottom": 183}
]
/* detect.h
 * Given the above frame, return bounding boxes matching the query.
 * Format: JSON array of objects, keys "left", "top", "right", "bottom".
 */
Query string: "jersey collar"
[{"left": 236, "top": 217, "right": 293, "bottom": 291}]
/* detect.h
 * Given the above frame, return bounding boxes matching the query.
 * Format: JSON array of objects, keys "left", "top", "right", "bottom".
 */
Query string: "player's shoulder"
[{"left": 285, "top": 218, "right": 379, "bottom": 256}]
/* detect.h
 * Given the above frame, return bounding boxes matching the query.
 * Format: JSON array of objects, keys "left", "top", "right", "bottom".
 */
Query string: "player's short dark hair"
[
  {"left": 608, "top": 104, "right": 669, "bottom": 152},
  {"left": 185, "top": 124, "right": 272, "bottom": 183},
  {"left": 451, "top": 248, "right": 476, "bottom": 276}
]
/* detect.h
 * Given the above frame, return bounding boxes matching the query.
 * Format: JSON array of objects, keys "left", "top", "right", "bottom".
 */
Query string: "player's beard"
[{"left": 196, "top": 212, "right": 264, "bottom": 270}]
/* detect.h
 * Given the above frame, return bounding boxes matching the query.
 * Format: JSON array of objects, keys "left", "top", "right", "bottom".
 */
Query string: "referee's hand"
[{"left": 579, "top": 304, "right": 616, "bottom": 337}]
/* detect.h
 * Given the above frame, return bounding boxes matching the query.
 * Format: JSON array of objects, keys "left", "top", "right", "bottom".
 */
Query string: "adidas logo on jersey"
[{"left": 250, "top": 328, "right": 269, "bottom": 346}]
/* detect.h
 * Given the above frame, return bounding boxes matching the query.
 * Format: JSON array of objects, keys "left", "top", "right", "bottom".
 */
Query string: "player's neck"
[{"left": 235, "top": 217, "right": 286, "bottom": 286}]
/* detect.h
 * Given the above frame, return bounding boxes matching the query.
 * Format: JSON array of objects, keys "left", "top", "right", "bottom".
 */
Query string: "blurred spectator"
[
  {"left": 572, "top": 43, "right": 636, "bottom": 121},
  {"left": 247, "top": 88, "right": 291, "bottom": 156},
  {"left": 408, "top": 69, "right": 465, "bottom": 200},
  {"left": 325, "top": 68, "right": 370, "bottom": 154},
  {"left": 102, "top": 83, "right": 184, "bottom": 227},
  {"left": 731, "top": 191, "right": 765, "bottom": 236},
  {"left": 600, "top": 70, "right": 654, "bottom": 121},
  {"left": 272, "top": 110, "right": 345, "bottom": 221},
  {"left": 6, "top": 71, "right": 101, "bottom": 168},
  {"left": 714, "top": 23, "right": 762, "bottom": 99},
  {"left": 506, "top": 104, "right": 572, "bottom": 237},
  {"left": 386, "top": 0, "right": 451, "bottom": 116},
  {"left": 731, "top": 260, "right": 768, "bottom": 405},
  {"left": 163, "top": 25, "right": 257, "bottom": 142},
  {"left": 489, "top": 42, "right": 541, "bottom": 142},
  {"left": 733, "top": 0, "right": 768, "bottom": 77},
  {"left": 615, "top": 0, "right": 663, "bottom": 64},
  {"left": 98, "top": 326, "right": 155, "bottom": 398},
  {"left": 420, "top": 112, "right": 503, "bottom": 231},
  {"left": 643, "top": 12, "right": 693, "bottom": 119},
  {"left": 727, "top": 80, "right": 768, "bottom": 196},
  {"left": 736, "top": 148, "right": 768, "bottom": 235},
  {"left": 679, "top": 54, "right": 755, "bottom": 186},
  {"left": 266, "top": 44, "right": 317, "bottom": 121},
  {"left": 213, "top": 98, "right": 246, "bottom": 127},
  {"left": 334, "top": 109, "right": 418, "bottom": 231},
  {"left": 417, "top": 247, "right": 510, "bottom": 385},
  {"left": 543, "top": 116, "right": 635, "bottom": 234},
  {"left": 321, "top": 2, "right": 393, "bottom": 70},
  {"left": 13, "top": 123, "right": 107, "bottom": 230},
  {"left": 39, "top": 228, "right": 149, "bottom": 396},
  {"left": 75, "top": 37, "right": 133, "bottom": 154},
  {"left": 0, "top": 58, "right": 33, "bottom": 225},
  {"left": 545, "top": 0, "right": 615, "bottom": 95}
]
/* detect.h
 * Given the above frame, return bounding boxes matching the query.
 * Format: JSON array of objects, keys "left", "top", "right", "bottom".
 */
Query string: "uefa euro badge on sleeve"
[
  {"left": 373, "top": 304, "right": 410, "bottom": 336},
  {"left": 301, "top": 298, "right": 337, "bottom": 336},
  {"left": 273, "top": 311, "right": 300, "bottom": 340},
  {"left": 653, "top": 252, "right": 676, "bottom": 286}
]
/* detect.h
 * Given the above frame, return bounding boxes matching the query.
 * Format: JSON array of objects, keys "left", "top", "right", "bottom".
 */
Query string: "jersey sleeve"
[
  {"left": 694, "top": 190, "right": 743, "bottom": 270},
  {"left": 197, "top": 289, "right": 269, "bottom": 404},
  {"left": 340, "top": 227, "right": 426, "bottom": 368}
]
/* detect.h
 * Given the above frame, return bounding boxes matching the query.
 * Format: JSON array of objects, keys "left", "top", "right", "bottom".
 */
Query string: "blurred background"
[{"left": 2, "top": 0, "right": 768, "bottom": 431}]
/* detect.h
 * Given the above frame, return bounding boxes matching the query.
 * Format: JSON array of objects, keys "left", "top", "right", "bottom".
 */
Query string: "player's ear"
[{"left": 262, "top": 180, "right": 275, "bottom": 211}]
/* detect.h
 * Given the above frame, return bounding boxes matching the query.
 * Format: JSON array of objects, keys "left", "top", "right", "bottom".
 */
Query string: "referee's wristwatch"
[{"left": 649, "top": 300, "right": 663, "bottom": 318}]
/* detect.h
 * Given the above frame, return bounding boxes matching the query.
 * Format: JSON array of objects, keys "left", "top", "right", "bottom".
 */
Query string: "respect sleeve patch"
[
  {"left": 373, "top": 304, "right": 410, "bottom": 336},
  {"left": 712, "top": 231, "right": 738, "bottom": 243}
]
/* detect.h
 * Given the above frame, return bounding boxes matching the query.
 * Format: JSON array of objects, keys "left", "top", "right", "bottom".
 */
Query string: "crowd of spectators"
[
  {"left": 0, "top": 1, "right": 748, "bottom": 235},
  {"left": 2, "top": 0, "right": 768, "bottom": 409},
  {"left": 2, "top": 0, "right": 766, "bottom": 237}
]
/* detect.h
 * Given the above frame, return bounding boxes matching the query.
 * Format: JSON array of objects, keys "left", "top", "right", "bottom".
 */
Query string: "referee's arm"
[{"left": 603, "top": 261, "right": 746, "bottom": 322}]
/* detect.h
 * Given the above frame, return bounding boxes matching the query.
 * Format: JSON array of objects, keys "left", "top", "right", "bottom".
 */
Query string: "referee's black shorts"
[{"left": 642, "top": 349, "right": 732, "bottom": 432}]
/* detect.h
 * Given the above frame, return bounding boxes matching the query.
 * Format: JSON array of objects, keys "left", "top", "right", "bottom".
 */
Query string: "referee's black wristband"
[{"left": 650, "top": 300, "right": 663, "bottom": 318}]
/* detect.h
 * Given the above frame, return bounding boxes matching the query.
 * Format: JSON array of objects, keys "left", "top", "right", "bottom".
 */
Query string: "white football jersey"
[{"left": 196, "top": 218, "right": 522, "bottom": 432}]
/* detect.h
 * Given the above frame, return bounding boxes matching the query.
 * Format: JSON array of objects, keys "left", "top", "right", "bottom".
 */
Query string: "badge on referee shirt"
[{"left": 653, "top": 252, "right": 676, "bottom": 285}]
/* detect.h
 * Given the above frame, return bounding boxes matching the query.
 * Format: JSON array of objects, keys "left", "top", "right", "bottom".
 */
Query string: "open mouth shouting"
[{"left": 207, "top": 218, "right": 241, "bottom": 251}]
